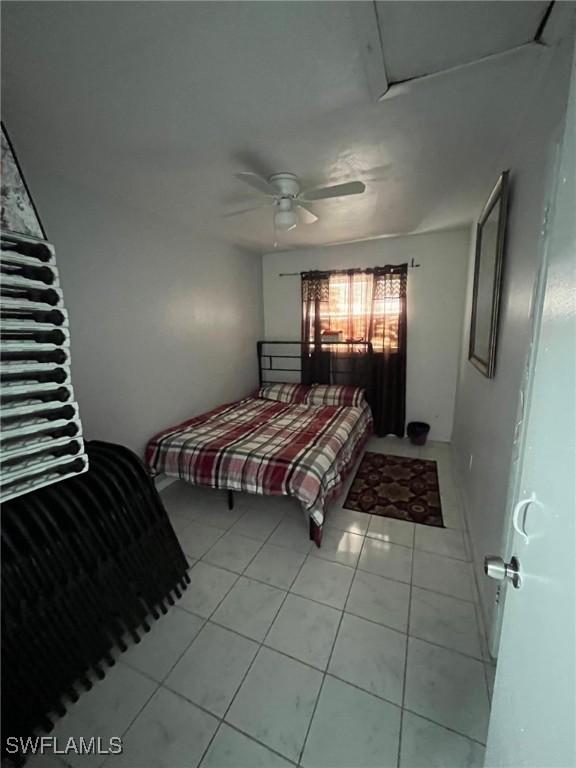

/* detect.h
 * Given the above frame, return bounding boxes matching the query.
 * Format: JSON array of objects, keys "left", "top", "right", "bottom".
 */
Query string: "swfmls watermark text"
[{"left": 5, "top": 736, "right": 123, "bottom": 757}]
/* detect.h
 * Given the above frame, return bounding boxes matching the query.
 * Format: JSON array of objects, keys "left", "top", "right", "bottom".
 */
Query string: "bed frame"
[
  {"left": 226, "top": 339, "right": 374, "bottom": 539},
  {"left": 257, "top": 339, "right": 374, "bottom": 387}
]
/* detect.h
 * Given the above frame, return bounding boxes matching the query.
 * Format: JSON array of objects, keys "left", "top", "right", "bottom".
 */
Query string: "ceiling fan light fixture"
[
  {"left": 274, "top": 208, "right": 297, "bottom": 231},
  {"left": 231, "top": 167, "right": 367, "bottom": 234}
]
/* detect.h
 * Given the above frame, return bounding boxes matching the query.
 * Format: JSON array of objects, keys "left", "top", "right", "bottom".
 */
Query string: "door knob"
[{"left": 484, "top": 555, "right": 522, "bottom": 589}]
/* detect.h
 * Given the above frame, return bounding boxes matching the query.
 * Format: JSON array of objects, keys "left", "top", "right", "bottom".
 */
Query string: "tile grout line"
[
  {"left": 108, "top": 654, "right": 489, "bottom": 765},
  {"left": 179, "top": 534, "right": 487, "bottom": 664},
  {"left": 296, "top": 545, "right": 359, "bottom": 767},
  {"left": 118, "top": 548, "right": 245, "bottom": 696},
  {"left": 51, "top": 610, "right": 212, "bottom": 767},
  {"left": 126, "top": 625, "right": 488, "bottom": 759},
  {"left": 291, "top": 472, "right": 372, "bottom": 766},
  {"left": 396, "top": 521, "right": 416, "bottom": 768},
  {"left": 100, "top": 591, "right": 221, "bottom": 766},
  {"left": 195, "top": 537, "right": 313, "bottom": 768},
  {"left": 181, "top": 521, "right": 229, "bottom": 561},
  {"left": 187, "top": 501, "right": 296, "bottom": 580},
  {"left": 185, "top": 558, "right": 242, "bottom": 618},
  {"left": 48, "top": 455, "right": 472, "bottom": 768},
  {"left": 400, "top": 705, "right": 488, "bottom": 748},
  {"left": 156, "top": 676, "right": 300, "bottom": 767},
  {"left": 158, "top": 594, "right": 490, "bottom": 717},
  {"left": 120, "top": 613, "right": 208, "bottom": 685},
  {"left": 156, "top": 453, "right": 484, "bottom": 763},
  {"left": 171, "top": 553, "right": 490, "bottom": 749},
  {"left": 395, "top": 440, "right": 424, "bottom": 766},
  {"left": 206, "top": 721, "right": 300, "bottom": 768},
  {"left": 175, "top": 477, "right": 485, "bottom": 678},
  {"left": 159, "top": 678, "right": 304, "bottom": 768},
  {"left": 103, "top": 679, "right": 162, "bottom": 768},
  {"left": 161, "top": 606, "right": 487, "bottom": 724},
  {"left": 178, "top": 492, "right": 298, "bottom": 559},
  {"left": 199, "top": 545, "right": 479, "bottom": 605},
  {"left": 193, "top": 534, "right": 476, "bottom": 592}
]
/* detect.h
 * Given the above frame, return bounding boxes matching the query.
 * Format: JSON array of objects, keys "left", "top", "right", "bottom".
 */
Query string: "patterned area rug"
[{"left": 344, "top": 452, "right": 444, "bottom": 527}]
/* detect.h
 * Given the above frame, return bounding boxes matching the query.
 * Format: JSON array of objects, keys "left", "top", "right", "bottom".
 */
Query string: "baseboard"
[
  {"left": 449, "top": 444, "right": 496, "bottom": 662},
  {"left": 154, "top": 474, "right": 178, "bottom": 493}
]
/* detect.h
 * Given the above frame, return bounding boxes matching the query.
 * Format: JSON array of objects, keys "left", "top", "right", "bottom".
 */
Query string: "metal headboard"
[{"left": 257, "top": 340, "right": 374, "bottom": 387}]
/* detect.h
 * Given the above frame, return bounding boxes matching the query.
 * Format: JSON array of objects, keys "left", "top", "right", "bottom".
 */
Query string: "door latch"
[{"left": 484, "top": 555, "right": 522, "bottom": 589}]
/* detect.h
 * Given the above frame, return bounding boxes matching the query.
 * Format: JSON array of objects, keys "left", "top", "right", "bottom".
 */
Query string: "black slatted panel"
[{"left": 1, "top": 441, "right": 190, "bottom": 765}]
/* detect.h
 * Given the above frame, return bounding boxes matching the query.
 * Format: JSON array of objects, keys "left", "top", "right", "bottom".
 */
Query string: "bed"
[{"left": 146, "top": 342, "right": 374, "bottom": 546}]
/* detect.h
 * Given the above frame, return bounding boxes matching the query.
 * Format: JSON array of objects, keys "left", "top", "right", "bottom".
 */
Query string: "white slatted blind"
[{"left": 1, "top": 231, "right": 88, "bottom": 501}]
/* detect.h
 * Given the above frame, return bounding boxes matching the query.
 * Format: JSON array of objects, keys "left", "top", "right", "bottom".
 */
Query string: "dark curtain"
[
  {"left": 301, "top": 265, "right": 408, "bottom": 437},
  {"left": 370, "top": 266, "right": 408, "bottom": 437},
  {"left": 301, "top": 272, "right": 331, "bottom": 384}
]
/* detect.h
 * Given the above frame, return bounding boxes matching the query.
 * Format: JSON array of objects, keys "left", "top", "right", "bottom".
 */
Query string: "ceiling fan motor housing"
[
  {"left": 231, "top": 168, "right": 364, "bottom": 233},
  {"left": 269, "top": 173, "right": 300, "bottom": 198}
]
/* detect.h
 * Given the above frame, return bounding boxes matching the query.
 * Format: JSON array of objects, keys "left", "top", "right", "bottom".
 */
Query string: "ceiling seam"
[
  {"left": 371, "top": 1, "right": 388, "bottom": 78},
  {"left": 384, "top": 42, "right": 543, "bottom": 90},
  {"left": 534, "top": 1, "right": 556, "bottom": 43}
]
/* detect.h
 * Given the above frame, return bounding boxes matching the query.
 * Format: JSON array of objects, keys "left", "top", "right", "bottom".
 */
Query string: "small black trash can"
[{"left": 407, "top": 421, "right": 430, "bottom": 446}]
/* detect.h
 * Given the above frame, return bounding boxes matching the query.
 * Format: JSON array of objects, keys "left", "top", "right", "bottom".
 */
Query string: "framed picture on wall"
[
  {"left": 1, "top": 122, "right": 47, "bottom": 240},
  {"left": 468, "top": 170, "right": 509, "bottom": 378}
]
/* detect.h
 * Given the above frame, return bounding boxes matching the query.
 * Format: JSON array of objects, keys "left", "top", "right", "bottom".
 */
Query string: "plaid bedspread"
[{"left": 145, "top": 397, "right": 373, "bottom": 526}]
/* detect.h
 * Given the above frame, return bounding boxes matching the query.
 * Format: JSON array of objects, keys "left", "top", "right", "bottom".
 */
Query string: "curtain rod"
[{"left": 278, "top": 258, "right": 420, "bottom": 277}]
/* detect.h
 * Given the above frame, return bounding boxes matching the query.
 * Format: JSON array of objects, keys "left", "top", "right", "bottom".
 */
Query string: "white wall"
[
  {"left": 452, "top": 33, "right": 574, "bottom": 628},
  {"left": 11, "top": 171, "right": 263, "bottom": 456},
  {"left": 263, "top": 229, "right": 469, "bottom": 441}
]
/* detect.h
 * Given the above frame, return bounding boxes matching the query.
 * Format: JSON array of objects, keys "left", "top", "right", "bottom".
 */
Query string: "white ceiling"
[
  {"left": 376, "top": 1, "right": 549, "bottom": 82},
  {"left": 0, "top": 1, "right": 563, "bottom": 254}
]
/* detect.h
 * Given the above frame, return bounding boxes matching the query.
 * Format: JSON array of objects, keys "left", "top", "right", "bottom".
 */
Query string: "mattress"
[{"left": 145, "top": 396, "right": 373, "bottom": 526}]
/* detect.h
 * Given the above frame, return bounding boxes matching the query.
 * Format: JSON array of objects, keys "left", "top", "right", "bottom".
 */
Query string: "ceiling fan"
[{"left": 225, "top": 171, "right": 366, "bottom": 232}]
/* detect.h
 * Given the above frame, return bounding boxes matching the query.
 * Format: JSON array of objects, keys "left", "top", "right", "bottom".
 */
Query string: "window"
[{"left": 306, "top": 271, "right": 402, "bottom": 352}]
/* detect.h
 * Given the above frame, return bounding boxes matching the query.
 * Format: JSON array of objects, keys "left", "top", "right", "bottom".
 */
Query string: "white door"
[{"left": 484, "top": 50, "right": 576, "bottom": 768}]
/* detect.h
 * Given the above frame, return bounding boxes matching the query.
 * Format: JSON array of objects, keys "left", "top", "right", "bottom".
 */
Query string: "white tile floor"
[{"left": 37, "top": 438, "right": 494, "bottom": 768}]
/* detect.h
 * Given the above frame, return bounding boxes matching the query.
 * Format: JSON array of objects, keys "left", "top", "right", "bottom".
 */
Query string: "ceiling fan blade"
[
  {"left": 296, "top": 201, "right": 319, "bottom": 224},
  {"left": 301, "top": 180, "right": 366, "bottom": 201},
  {"left": 235, "top": 172, "right": 276, "bottom": 196},
  {"left": 222, "top": 203, "right": 268, "bottom": 218}
]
